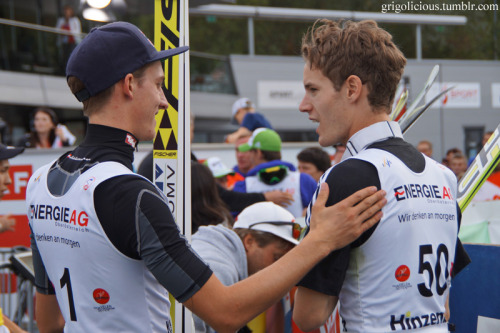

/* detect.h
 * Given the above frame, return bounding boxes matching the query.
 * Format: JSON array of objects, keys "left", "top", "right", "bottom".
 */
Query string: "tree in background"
[{"left": 189, "top": 0, "right": 499, "bottom": 60}]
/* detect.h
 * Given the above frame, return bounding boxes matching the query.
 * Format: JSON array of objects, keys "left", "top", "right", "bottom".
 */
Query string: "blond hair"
[{"left": 302, "top": 19, "right": 407, "bottom": 111}]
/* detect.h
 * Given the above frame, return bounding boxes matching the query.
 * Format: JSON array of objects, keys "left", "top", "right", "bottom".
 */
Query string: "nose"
[
  {"left": 3, "top": 173, "right": 12, "bottom": 187},
  {"left": 160, "top": 87, "right": 169, "bottom": 110},
  {"left": 299, "top": 94, "right": 311, "bottom": 114}
]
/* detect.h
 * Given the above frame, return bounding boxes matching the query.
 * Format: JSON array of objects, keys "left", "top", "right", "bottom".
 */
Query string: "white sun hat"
[{"left": 233, "top": 202, "right": 301, "bottom": 245}]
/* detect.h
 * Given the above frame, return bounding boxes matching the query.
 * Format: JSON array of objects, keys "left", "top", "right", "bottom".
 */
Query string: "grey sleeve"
[
  {"left": 94, "top": 176, "right": 213, "bottom": 303},
  {"left": 30, "top": 225, "right": 55, "bottom": 295}
]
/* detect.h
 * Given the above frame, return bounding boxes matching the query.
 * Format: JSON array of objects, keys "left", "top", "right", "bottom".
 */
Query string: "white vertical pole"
[
  {"left": 248, "top": 17, "right": 255, "bottom": 56},
  {"left": 416, "top": 24, "right": 422, "bottom": 61}
]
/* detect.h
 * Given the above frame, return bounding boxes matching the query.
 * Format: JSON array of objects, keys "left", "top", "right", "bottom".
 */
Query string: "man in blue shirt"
[{"left": 226, "top": 97, "right": 272, "bottom": 143}]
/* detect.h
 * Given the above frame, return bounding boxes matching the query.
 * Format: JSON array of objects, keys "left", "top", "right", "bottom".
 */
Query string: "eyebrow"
[{"left": 304, "top": 83, "right": 317, "bottom": 89}]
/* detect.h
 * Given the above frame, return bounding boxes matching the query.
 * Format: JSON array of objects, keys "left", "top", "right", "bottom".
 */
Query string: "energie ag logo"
[{"left": 394, "top": 184, "right": 453, "bottom": 201}]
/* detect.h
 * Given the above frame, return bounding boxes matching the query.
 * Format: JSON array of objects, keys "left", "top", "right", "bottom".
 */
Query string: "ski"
[
  {"left": 390, "top": 82, "right": 408, "bottom": 120},
  {"left": 154, "top": 0, "right": 192, "bottom": 332},
  {"left": 457, "top": 125, "right": 500, "bottom": 212},
  {"left": 400, "top": 86, "right": 454, "bottom": 134},
  {"left": 394, "top": 75, "right": 500, "bottom": 212},
  {"left": 399, "top": 64, "right": 440, "bottom": 125},
  {"left": 390, "top": 90, "right": 408, "bottom": 121}
]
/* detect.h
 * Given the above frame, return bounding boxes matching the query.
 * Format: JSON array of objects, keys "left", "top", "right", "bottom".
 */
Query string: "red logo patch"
[
  {"left": 93, "top": 288, "right": 110, "bottom": 304},
  {"left": 395, "top": 265, "right": 410, "bottom": 282},
  {"left": 125, "top": 134, "right": 137, "bottom": 148}
]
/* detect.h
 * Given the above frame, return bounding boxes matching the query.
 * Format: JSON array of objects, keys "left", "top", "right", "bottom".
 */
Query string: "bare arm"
[
  {"left": 293, "top": 287, "right": 338, "bottom": 331},
  {"left": 225, "top": 127, "right": 252, "bottom": 144},
  {"left": 263, "top": 190, "right": 294, "bottom": 207},
  {"left": 55, "top": 125, "right": 76, "bottom": 146},
  {"left": 184, "top": 183, "right": 386, "bottom": 332},
  {"left": 2, "top": 314, "right": 27, "bottom": 333},
  {"left": 445, "top": 294, "right": 450, "bottom": 321},
  {"left": 35, "top": 292, "right": 65, "bottom": 333}
]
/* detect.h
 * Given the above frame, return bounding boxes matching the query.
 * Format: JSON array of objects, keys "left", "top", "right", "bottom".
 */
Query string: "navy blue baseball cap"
[
  {"left": 66, "top": 22, "right": 188, "bottom": 102},
  {"left": 0, "top": 144, "right": 24, "bottom": 160}
]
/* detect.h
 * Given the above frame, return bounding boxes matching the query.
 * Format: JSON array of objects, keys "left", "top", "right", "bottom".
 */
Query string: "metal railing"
[
  {"left": 0, "top": 18, "right": 237, "bottom": 94},
  {"left": 0, "top": 247, "right": 35, "bottom": 332}
]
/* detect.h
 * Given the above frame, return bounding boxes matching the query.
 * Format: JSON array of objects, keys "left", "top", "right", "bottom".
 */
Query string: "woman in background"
[
  {"left": 18, "top": 108, "right": 76, "bottom": 148},
  {"left": 191, "top": 162, "right": 234, "bottom": 234}
]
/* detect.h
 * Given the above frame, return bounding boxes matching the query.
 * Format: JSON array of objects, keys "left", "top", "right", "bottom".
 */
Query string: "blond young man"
[{"left": 293, "top": 19, "right": 469, "bottom": 332}]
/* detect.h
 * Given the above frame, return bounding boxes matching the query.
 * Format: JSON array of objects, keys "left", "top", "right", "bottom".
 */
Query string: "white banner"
[
  {"left": 492, "top": 83, "right": 500, "bottom": 108},
  {"left": 461, "top": 201, "right": 500, "bottom": 245},
  {"left": 425, "top": 82, "right": 481, "bottom": 109},
  {"left": 477, "top": 316, "right": 500, "bottom": 332},
  {"left": 257, "top": 80, "right": 304, "bottom": 109}
]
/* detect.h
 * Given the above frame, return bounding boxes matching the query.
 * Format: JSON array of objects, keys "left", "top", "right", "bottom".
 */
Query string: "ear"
[
  {"left": 120, "top": 73, "right": 135, "bottom": 99},
  {"left": 344, "top": 75, "right": 363, "bottom": 102},
  {"left": 255, "top": 150, "right": 266, "bottom": 165},
  {"left": 242, "top": 233, "right": 255, "bottom": 253}
]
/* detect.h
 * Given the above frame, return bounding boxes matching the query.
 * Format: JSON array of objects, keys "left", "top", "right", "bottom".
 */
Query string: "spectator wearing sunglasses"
[
  {"left": 191, "top": 202, "right": 300, "bottom": 333},
  {"left": 233, "top": 128, "right": 317, "bottom": 218}
]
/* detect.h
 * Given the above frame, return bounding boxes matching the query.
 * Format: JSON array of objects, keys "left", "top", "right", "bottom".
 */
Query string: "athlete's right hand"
[{"left": 308, "top": 183, "right": 386, "bottom": 252}]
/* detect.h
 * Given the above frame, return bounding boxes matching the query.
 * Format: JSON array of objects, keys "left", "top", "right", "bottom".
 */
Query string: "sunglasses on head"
[{"left": 248, "top": 221, "right": 303, "bottom": 241}]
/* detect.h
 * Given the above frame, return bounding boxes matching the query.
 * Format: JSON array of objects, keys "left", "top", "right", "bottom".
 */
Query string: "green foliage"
[
  {"left": 191, "top": 16, "right": 249, "bottom": 54},
  {"left": 188, "top": 0, "right": 500, "bottom": 60}
]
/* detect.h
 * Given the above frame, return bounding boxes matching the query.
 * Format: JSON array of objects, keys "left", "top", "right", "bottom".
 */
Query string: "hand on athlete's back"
[
  {"left": 264, "top": 190, "right": 294, "bottom": 207},
  {"left": 308, "top": 183, "right": 386, "bottom": 252}
]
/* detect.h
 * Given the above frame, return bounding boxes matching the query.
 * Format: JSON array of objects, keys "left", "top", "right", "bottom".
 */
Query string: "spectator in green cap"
[
  {"left": 233, "top": 128, "right": 317, "bottom": 218},
  {"left": 203, "top": 156, "right": 235, "bottom": 189}
]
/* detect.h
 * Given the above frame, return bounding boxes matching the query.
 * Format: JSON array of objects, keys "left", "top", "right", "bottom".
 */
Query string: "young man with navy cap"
[{"left": 27, "top": 22, "right": 387, "bottom": 333}]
